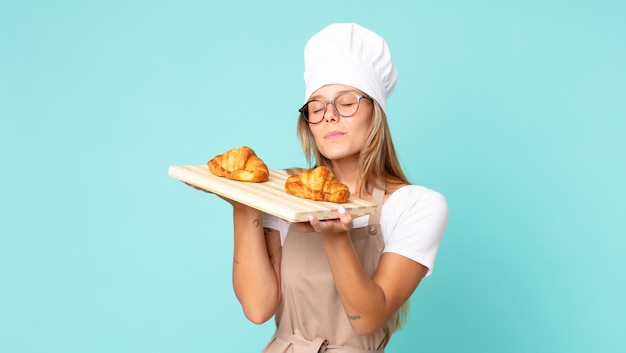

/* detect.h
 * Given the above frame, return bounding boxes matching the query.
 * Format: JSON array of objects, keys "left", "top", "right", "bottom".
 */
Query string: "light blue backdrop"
[{"left": 1, "top": 1, "right": 624, "bottom": 352}]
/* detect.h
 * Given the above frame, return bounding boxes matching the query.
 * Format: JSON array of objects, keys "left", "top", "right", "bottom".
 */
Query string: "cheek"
[
  {"left": 354, "top": 117, "right": 373, "bottom": 138},
  {"left": 308, "top": 125, "right": 324, "bottom": 142}
]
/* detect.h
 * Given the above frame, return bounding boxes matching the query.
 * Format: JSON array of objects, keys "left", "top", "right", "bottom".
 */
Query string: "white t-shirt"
[{"left": 262, "top": 185, "right": 449, "bottom": 276}]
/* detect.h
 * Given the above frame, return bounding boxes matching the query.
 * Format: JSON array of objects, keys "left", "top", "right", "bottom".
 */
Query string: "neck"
[{"left": 329, "top": 157, "right": 364, "bottom": 197}]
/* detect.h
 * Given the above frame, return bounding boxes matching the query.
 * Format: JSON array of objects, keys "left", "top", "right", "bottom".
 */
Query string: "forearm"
[
  {"left": 231, "top": 205, "right": 280, "bottom": 323},
  {"left": 321, "top": 234, "right": 390, "bottom": 335}
]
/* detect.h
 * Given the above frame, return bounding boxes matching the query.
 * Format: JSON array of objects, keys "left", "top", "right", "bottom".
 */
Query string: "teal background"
[{"left": 1, "top": 1, "right": 625, "bottom": 352}]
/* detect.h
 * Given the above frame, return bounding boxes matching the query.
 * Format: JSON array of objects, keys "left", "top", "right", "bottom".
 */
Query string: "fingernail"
[
  {"left": 308, "top": 215, "right": 315, "bottom": 222},
  {"left": 338, "top": 206, "right": 346, "bottom": 215}
]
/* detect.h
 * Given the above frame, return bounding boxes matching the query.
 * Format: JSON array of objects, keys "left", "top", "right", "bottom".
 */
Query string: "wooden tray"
[{"left": 168, "top": 165, "right": 377, "bottom": 222}]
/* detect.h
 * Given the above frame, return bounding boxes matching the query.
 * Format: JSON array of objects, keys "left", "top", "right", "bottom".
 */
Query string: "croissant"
[
  {"left": 207, "top": 146, "right": 269, "bottom": 182},
  {"left": 285, "top": 166, "right": 350, "bottom": 203}
]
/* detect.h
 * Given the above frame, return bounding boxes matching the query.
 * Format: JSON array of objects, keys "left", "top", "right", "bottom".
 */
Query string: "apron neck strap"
[{"left": 368, "top": 184, "right": 385, "bottom": 225}]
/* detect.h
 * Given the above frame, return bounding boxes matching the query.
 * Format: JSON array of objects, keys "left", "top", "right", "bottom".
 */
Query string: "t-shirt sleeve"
[
  {"left": 382, "top": 186, "right": 449, "bottom": 276},
  {"left": 261, "top": 212, "right": 290, "bottom": 246}
]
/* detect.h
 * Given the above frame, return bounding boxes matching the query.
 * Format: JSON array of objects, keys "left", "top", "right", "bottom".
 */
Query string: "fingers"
[
  {"left": 290, "top": 221, "right": 315, "bottom": 233},
  {"left": 303, "top": 206, "right": 353, "bottom": 234},
  {"left": 337, "top": 206, "right": 353, "bottom": 228}
]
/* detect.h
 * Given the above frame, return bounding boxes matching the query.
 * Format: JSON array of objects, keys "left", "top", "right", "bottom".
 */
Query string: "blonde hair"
[{"left": 295, "top": 100, "right": 411, "bottom": 330}]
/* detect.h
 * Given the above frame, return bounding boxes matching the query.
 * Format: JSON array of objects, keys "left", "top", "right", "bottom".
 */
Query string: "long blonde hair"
[{"left": 295, "top": 100, "right": 411, "bottom": 330}]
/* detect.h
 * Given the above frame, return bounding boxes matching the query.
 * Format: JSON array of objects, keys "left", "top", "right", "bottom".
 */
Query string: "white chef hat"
[{"left": 303, "top": 23, "right": 398, "bottom": 113}]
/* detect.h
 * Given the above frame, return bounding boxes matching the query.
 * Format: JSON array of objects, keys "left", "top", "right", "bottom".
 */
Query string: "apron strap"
[
  {"left": 274, "top": 330, "right": 383, "bottom": 353},
  {"left": 368, "top": 185, "right": 385, "bottom": 225},
  {"left": 309, "top": 337, "right": 329, "bottom": 353}
]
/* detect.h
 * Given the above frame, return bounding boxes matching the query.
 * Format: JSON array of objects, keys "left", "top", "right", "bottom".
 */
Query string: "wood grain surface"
[{"left": 168, "top": 165, "right": 377, "bottom": 222}]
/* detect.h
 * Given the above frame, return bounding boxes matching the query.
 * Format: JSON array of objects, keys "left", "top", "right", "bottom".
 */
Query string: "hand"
[{"left": 291, "top": 206, "right": 353, "bottom": 235}]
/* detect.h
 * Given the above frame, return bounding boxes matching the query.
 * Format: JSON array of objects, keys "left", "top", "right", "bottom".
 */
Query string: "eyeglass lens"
[{"left": 303, "top": 93, "right": 362, "bottom": 123}]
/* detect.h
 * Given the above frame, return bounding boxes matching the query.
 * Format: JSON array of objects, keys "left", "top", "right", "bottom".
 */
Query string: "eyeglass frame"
[{"left": 298, "top": 92, "right": 373, "bottom": 124}]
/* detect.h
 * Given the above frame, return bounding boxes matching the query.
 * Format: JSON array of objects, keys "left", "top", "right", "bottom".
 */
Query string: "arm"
[
  {"left": 183, "top": 183, "right": 282, "bottom": 323},
  {"left": 301, "top": 191, "right": 448, "bottom": 335},
  {"left": 320, "top": 233, "right": 427, "bottom": 335},
  {"left": 230, "top": 202, "right": 282, "bottom": 324}
]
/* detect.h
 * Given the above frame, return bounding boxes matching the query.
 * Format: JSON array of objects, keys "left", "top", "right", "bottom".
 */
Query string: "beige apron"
[{"left": 262, "top": 186, "right": 396, "bottom": 353}]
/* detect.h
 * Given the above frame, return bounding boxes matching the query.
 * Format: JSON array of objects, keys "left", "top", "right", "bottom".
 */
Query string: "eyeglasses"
[{"left": 299, "top": 93, "right": 373, "bottom": 124}]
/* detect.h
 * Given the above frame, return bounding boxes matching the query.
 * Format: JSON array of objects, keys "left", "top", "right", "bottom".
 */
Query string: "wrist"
[
  {"left": 321, "top": 230, "right": 351, "bottom": 243},
  {"left": 233, "top": 203, "right": 261, "bottom": 218}
]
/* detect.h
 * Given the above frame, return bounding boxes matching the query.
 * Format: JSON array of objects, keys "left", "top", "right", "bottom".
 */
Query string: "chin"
[{"left": 320, "top": 149, "right": 358, "bottom": 162}]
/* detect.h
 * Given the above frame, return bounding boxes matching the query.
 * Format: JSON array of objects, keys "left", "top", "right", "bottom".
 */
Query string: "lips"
[{"left": 324, "top": 131, "right": 345, "bottom": 139}]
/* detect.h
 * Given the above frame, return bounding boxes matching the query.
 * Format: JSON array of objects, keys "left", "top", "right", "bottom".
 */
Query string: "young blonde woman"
[{"left": 225, "top": 23, "right": 449, "bottom": 352}]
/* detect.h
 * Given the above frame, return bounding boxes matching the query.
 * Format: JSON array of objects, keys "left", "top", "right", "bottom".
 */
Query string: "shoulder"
[
  {"left": 380, "top": 184, "right": 449, "bottom": 244},
  {"left": 380, "top": 185, "right": 449, "bottom": 276},
  {"left": 384, "top": 184, "right": 448, "bottom": 217}
]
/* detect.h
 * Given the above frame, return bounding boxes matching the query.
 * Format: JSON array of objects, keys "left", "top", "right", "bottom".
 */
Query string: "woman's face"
[{"left": 306, "top": 84, "right": 374, "bottom": 163}]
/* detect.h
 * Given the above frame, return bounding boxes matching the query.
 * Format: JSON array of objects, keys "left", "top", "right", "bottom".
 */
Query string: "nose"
[{"left": 323, "top": 102, "right": 338, "bottom": 122}]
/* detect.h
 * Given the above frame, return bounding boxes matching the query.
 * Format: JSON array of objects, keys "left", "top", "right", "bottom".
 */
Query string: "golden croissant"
[
  {"left": 207, "top": 146, "right": 269, "bottom": 182},
  {"left": 285, "top": 166, "right": 350, "bottom": 203}
]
